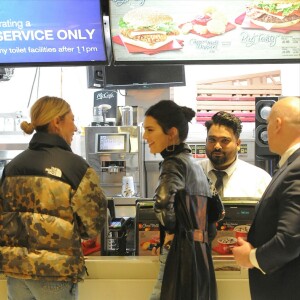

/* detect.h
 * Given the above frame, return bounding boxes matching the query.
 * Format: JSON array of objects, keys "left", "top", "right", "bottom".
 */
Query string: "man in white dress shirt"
[{"left": 199, "top": 111, "right": 272, "bottom": 241}]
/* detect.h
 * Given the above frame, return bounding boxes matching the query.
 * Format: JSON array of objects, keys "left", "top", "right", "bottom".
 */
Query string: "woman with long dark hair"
[{"left": 143, "top": 100, "right": 217, "bottom": 300}]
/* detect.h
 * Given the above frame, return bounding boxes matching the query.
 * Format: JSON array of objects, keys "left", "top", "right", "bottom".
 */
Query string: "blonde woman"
[{"left": 0, "top": 96, "right": 107, "bottom": 300}]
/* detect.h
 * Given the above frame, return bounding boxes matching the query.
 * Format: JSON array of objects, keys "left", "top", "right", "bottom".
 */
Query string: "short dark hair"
[
  {"left": 204, "top": 111, "right": 242, "bottom": 138},
  {"left": 145, "top": 100, "right": 195, "bottom": 142}
]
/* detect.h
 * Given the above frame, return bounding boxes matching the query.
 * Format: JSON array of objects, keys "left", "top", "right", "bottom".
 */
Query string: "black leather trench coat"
[{"left": 154, "top": 143, "right": 217, "bottom": 300}]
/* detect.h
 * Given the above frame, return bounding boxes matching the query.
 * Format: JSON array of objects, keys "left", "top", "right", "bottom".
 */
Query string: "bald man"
[{"left": 232, "top": 96, "right": 300, "bottom": 300}]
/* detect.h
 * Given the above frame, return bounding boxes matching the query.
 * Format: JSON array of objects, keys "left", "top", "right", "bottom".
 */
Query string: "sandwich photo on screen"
[
  {"left": 118, "top": 7, "right": 180, "bottom": 49},
  {"left": 246, "top": 0, "right": 300, "bottom": 29}
]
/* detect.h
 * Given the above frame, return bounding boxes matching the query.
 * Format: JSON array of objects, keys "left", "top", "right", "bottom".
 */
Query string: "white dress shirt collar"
[
  {"left": 278, "top": 143, "right": 300, "bottom": 168},
  {"left": 207, "top": 156, "right": 238, "bottom": 177}
]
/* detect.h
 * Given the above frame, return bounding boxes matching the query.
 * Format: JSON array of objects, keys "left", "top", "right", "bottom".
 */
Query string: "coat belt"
[
  {"left": 193, "top": 229, "right": 208, "bottom": 243},
  {"left": 163, "top": 229, "right": 209, "bottom": 250}
]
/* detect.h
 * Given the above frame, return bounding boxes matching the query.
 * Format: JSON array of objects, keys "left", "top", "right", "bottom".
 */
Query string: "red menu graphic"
[{"left": 112, "top": 35, "right": 183, "bottom": 55}]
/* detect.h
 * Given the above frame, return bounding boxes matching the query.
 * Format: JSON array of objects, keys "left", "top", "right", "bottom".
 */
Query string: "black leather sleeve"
[{"left": 153, "top": 156, "right": 186, "bottom": 232}]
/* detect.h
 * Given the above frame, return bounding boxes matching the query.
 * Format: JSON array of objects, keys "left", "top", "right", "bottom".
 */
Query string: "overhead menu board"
[
  {"left": 109, "top": 0, "right": 300, "bottom": 64},
  {"left": 0, "top": 0, "right": 108, "bottom": 67}
]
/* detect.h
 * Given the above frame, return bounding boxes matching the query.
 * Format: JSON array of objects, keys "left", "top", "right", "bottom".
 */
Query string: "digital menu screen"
[
  {"left": 0, "top": 0, "right": 107, "bottom": 66},
  {"left": 109, "top": 0, "right": 300, "bottom": 64},
  {"left": 96, "top": 133, "right": 128, "bottom": 152}
]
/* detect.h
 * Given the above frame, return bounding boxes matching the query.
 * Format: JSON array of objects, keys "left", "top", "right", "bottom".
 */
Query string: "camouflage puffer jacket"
[{"left": 0, "top": 132, "right": 107, "bottom": 282}]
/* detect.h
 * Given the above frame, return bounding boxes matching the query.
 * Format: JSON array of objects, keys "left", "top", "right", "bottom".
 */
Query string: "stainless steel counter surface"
[
  {"left": 0, "top": 256, "right": 250, "bottom": 300},
  {"left": 84, "top": 255, "right": 160, "bottom": 279}
]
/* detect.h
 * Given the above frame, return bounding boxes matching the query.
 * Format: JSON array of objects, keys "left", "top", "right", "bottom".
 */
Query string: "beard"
[{"left": 207, "top": 150, "right": 227, "bottom": 167}]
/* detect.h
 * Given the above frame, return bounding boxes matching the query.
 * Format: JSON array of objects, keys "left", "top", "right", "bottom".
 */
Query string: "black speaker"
[
  {"left": 255, "top": 97, "right": 278, "bottom": 156},
  {"left": 87, "top": 66, "right": 105, "bottom": 89}
]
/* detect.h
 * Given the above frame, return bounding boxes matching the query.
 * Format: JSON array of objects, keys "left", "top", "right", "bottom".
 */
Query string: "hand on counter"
[
  {"left": 232, "top": 237, "right": 254, "bottom": 269},
  {"left": 151, "top": 246, "right": 160, "bottom": 256},
  {"left": 151, "top": 233, "right": 174, "bottom": 256}
]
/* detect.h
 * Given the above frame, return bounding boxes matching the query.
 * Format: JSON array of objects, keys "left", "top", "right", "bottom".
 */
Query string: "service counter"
[{"left": 0, "top": 256, "right": 250, "bottom": 300}]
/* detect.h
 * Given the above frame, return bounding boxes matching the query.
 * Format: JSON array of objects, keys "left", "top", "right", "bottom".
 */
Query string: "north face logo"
[{"left": 45, "top": 167, "right": 62, "bottom": 178}]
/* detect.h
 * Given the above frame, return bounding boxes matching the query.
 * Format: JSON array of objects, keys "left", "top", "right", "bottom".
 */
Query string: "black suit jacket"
[{"left": 247, "top": 148, "right": 300, "bottom": 300}]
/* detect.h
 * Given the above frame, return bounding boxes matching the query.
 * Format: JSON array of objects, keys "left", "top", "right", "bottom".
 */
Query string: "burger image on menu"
[
  {"left": 118, "top": 7, "right": 180, "bottom": 49},
  {"left": 246, "top": 0, "right": 300, "bottom": 28}
]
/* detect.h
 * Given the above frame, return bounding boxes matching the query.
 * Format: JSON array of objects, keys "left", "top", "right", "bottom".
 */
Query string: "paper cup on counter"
[
  {"left": 121, "top": 176, "right": 135, "bottom": 197},
  {"left": 234, "top": 225, "right": 250, "bottom": 240}
]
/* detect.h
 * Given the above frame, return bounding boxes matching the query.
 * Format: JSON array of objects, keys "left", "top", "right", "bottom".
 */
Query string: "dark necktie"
[{"left": 213, "top": 170, "right": 226, "bottom": 197}]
